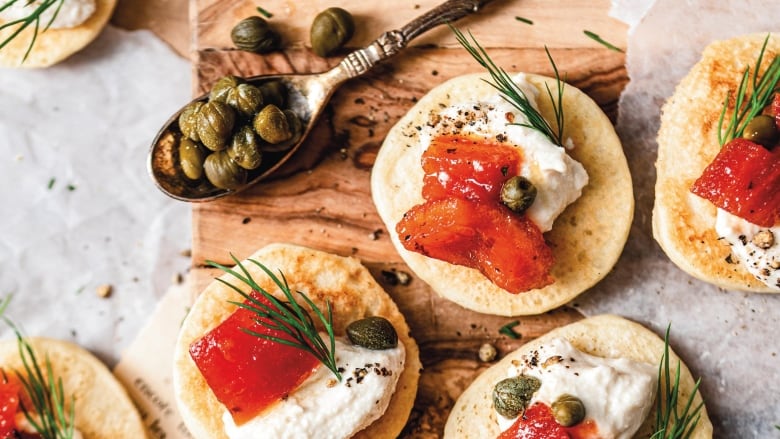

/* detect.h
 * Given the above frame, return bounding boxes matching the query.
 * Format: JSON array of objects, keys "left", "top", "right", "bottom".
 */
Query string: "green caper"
[
  {"left": 178, "top": 138, "right": 207, "bottom": 180},
  {"left": 178, "top": 101, "right": 204, "bottom": 141},
  {"left": 231, "top": 16, "right": 282, "bottom": 54},
  {"left": 203, "top": 150, "right": 247, "bottom": 190},
  {"left": 259, "top": 80, "right": 286, "bottom": 108},
  {"left": 501, "top": 176, "right": 537, "bottom": 213},
  {"left": 346, "top": 316, "right": 398, "bottom": 350},
  {"left": 226, "top": 83, "right": 264, "bottom": 116},
  {"left": 310, "top": 7, "right": 354, "bottom": 57},
  {"left": 742, "top": 114, "right": 778, "bottom": 146},
  {"left": 551, "top": 394, "right": 586, "bottom": 427},
  {"left": 492, "top": 375, "right": 541, "bottom": 419},
  {"left": 210, "top": 75, "right": 243, "bottom": 103},
  {"left": 227, "top": 126, "right": 262, "bottom": 170},
  {"left": 261, "top": 109, "right": 303, "bottom": 152},
  {"left": 284, "top": 109, "right": 302, "bottom": 135},
  {"left": 196, "top": 101, "right": 236, "bottom": 151},
  {"left": 253, "top": 104, "right": 292, "bottom": 144}
]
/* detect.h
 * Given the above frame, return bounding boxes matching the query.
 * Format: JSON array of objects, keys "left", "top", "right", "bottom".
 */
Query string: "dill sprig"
[
  {"left": 209, "top": 255, "right": 341, "bottom": 381},
  {"left": 8, "top": 325, "right": 76, "bottom": 439},
  {"left": 0, "top": 294, "right": 75, "bottom": 439},
  {"left": 255, "top": 6, "right": 272, "bottom": 19},
  {"left": 717, "top": 34, "right": 780, "bottom": 146},
  {"left": 651, "top": 325, "right": 703, "bottom": 439},
  {"left": 498, "top": 320, "right": 520, "bottom": 339},
  {"left": 0, "top": 0, "right": 64, "bottom": 62},
  {"left": 0, "top": 294, "right": 11, "bottom": 315},
  {"left": 583, "top": 30, "right": 624, "bottom": 53},
  {"left": 451, "top": 26, "right": 566, "bottom": 146}
]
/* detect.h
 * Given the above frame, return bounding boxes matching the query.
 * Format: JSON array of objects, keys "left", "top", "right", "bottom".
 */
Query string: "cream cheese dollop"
[
  {"left": 497, "top": 338, "right": 656, "bottom": 438},
  {"left": 417, "top": 73, "right": 588, "bottom": 232},
  {"left": 222, "top": 336, "right": 405, "bottom": 439},
  {"left": 1, "top": 0, "right": 96, "bottom": 29},
  {"left": 715, "top": 209, "right": 780, "bottom": 291}
]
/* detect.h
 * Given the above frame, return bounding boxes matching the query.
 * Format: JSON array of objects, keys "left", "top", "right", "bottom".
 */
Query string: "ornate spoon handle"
[{"left": 337, "top": 0, "right": 494, "bottom": 78}]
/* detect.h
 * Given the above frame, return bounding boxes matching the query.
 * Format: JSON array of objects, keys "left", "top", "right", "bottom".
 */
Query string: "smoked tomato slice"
[
  {"left": 0, "top": 372, "right": 22, "bottom": 438},
  {"left": 189, "top": 293, "right": 320, "bottom": 425},
  {"left": 497, "top": 402, "right": 600, "bottom": 439},
  {"left": 497, "top": 403, "right": 569, "bottom": 439},
  {"left": 691, "top": 138, "right": 780, "bottom": 227},
  {"left": 398, "top": 134, "right": 555, "bottom": 293},
  {"left": 397, "top": 197, "right": 554, "bottom": 293},
  {"left": 421, "top": 135, "right": 521, "bottom": 203}
]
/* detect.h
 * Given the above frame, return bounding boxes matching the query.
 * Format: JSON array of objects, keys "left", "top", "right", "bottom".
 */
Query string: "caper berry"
[
  {"left": 310, "top": 7, "right": 355, "bottom": 57},
  {"left": 203, "top": 150, "right": 247, "bottom": 190},
  {"left": 742, "top": 114, "right": 778, "bottom": 146},
  {"left": 492, "top": 375, "right": 541, "bottom": 418},
  {"left": 210, "top": 75, "right": 243, "bottom": 103},
  {"left": 551, "top": 394, "right": 585, "bottom": 427},
  {"left": 501, "top": 176, "right": 537, "bottom": 213},
  {"left": 226, "top": 83, "right": 264, "bottom": 116},
  {"left": 196, "top": 101, "right": 236, "bottom": 151},
  {"left": 284, "top": 109, "right": 302, "bottom": 135},
  {"left": 178, "top": 101, "right": 204, "bottom": 142},
  {"left": 227, "top": 125, "right": 262, "bottom": 170},
  {"left": 259, "top": 80, "right": 286, "bottom": 108},
  {"left": 231, "top": 16, "right": 282, "bottom": 54},
  {"left": 253, "top": 104, "right": 292, "bottom": 144},
  {"left": 261, "top": 109, "right": 303, "bottom": 152},
  {"left": 346, "top": 316, "right": 398, "bottom": 350},
  {"left": 178, "top": 138, "right": 207, "bottom": 180}
]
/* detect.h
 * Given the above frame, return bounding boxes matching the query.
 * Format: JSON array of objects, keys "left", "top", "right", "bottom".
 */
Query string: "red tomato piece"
[
  {"left": 497, "top": 403, "right": 569, "bottom": 439},
  {"left": 497, "top": 403, "right": 601, "bottom": 439},
  {"left": 189, "top": 293, "right": 320, "bottom": 425},
  {"left": 398, "top": 135, "right": 555, "bottom": 293},
  {"left": 397, "top": 197, "right": 554, "bottom": 293},
  {"left": 691, "top": 138, "right": 780, "bottom": 227},
  {"left": 0, "top": 372, "right": 22, "bottom": 438},
  {"left": 567, "top": 419, "right": 600, "bottom": 439},
  {"left": 421, "top": 135, "right": 521, "bottom": 203}
]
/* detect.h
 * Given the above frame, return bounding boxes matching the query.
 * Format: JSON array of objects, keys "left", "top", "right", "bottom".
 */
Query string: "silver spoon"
[{"left": 148, "top": 0, "right": 495, "bottom": 202}]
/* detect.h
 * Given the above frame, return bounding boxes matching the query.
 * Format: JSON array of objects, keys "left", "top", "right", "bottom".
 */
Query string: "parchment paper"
[
  {"left": 574, "top": 1, "right": 780, "bottom": 436},
  {"left": 114, "top": 278, "right": 193, "bottom": 439},
  {"left": 0, "top": 26, "right": 191, "bottom": 363}
]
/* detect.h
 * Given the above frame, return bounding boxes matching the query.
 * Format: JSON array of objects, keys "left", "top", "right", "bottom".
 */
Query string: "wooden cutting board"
[{"left": 189, "top": 0, "right": 627, "bottom": 436}]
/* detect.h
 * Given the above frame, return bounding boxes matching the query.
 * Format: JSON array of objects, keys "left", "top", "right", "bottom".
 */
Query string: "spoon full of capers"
[{"left": 148, "top": 0, "right": 495, "bottom": 202}]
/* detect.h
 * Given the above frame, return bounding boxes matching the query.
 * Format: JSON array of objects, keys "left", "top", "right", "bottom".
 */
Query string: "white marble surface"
[{"left": 0, "top": 25, "right": 191, "bottom": 365}]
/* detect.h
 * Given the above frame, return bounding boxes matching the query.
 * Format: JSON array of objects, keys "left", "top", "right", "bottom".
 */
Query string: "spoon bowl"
[
  {"left": 148, "top": 72, "right": 337, "bottom": 201},
  {"left": 148, "top": 0, "right": 493, "bottom": 202}
]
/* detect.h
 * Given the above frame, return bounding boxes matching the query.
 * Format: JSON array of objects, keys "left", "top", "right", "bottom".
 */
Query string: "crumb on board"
[
  {"left": 479, "top": 343, "right": 497, "bottom": 362},
  {"left": 96, "top": 284, "right": 112, "bottom": 298}
]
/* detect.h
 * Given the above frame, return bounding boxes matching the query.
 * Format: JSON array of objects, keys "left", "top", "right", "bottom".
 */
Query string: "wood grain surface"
[
  {"left": 189, "top": 0, "right": 627, "bottom": 436},
  {"left": 112, "top": 0, "right": 190, "bottom": 56}
]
